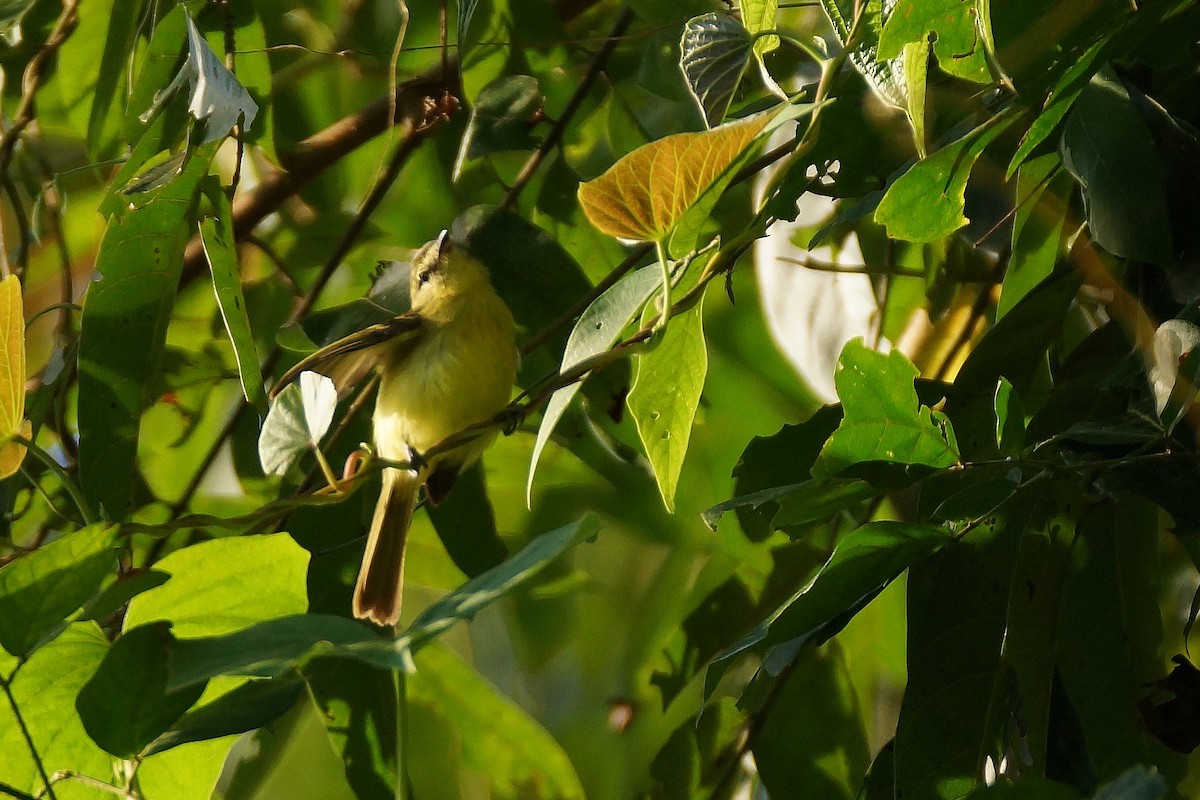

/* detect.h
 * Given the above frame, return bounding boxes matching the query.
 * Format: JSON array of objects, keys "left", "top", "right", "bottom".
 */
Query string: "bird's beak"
[{"left": 434, "top": 229, "right": 451, "bottom": 259}]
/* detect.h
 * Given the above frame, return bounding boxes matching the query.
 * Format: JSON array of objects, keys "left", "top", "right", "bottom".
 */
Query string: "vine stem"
[
  {"left": 11, "top": 434, "right": 96, "bottom": 525},
  {"left": 0, "top": 674, "right": 57, "bottom": 800}
]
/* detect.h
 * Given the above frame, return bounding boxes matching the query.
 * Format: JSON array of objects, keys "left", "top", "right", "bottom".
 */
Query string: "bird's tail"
[{"left": 354, "top": 467, "right": 418, "bottom": 626}]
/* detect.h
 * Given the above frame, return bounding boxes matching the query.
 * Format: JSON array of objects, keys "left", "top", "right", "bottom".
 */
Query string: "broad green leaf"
[
  {"left": 998, "top": 154, "right": 1071, "bottom": 319},
  {"left": 87, "top": 0, "right": 146, "bottom": 157},
  {"left": 877, "top": 0, "right": 991, "bottom": 82},
  {"left": 823, "top": 0, "right": 908, "bottom": 109},
  {"left": 903, "top": 40, "right": 930, "bottom": 157},
  {"left": 527, "top": 265, "right": 660, "bottom": 504},
  {"left": 182, "top": 13, "right": 260, "bottom": 144},
  {"left": 894, "top": 508, "right": 1025, "bottom": 799},
  {"left": 1060, "top": 67, "right": 1172, "bottom": 264},
  {"left": 813, "top": 340, "right": 959, "bottom": 479},
  {"left": 1149, "top": 320, "right": 1200, "bottom": 429},
  {"left": 1056, "top": 502, "right": 1180, "bottom": 782},
  {"left": 0, "top": 624, "right": 114, "bottom": 798},
  {"left": 138, "top": 737, "right": 240, "bottom": 800},
  {"left": 628, "top": 304, "right": 707, "bottom": 511},
  {"left": 679, "top": 13, "right": 753, "bottom": 128},
  {"left": 427, "top": 463, "right": 508, "bottom": 578},
  {"left": 875, "top": 114, "right": 1014, "bottom": 243},
  {"left": 124, "top": 532, "right": 310, "bottom": 637},
  {"left": 167, "top": 516, "right": 599, "bottom": 688},
  {"left": 78, "top": 147, "right": 214, "bottom": 520},
  {"left": 0, "top": 274, "right": 28, "bottom": 480},
  {"left": 199, "top": 186, "right": 267, "bottom": 414},
  {"left": 0, "top": 524, "right": 116, "bottom": 657},
  {"left": 740, "top": 0, "right": 779, "bottom": 55},
  {"left": 750, "top": 643, "right": 871, "bottom": 799},
  {"left": 144, "top": 675, "right": 305, "bottom": 756},
  {"left": 409, "top": 645, "right": 586, "bottom": 799},
  {"left": 258, "top": 372, "right": 337, "bottom": 477},
  {"left": 579, "top": 109, "right": 801, "bottom": 252},
  {"left": 76, "top": 622, "right": 207, "bottom": 758},
  {"left": 78, "top": 569, "right": 170, "bottom": 622},
  {"left": 304, "top": 658, "right": 398, "bottom": 797},
  {"left": 453, "top": 75, "right": 543, "bottom": 178},
  {"left": 707, "top": 522, "right": 947, "bottom": 696}
]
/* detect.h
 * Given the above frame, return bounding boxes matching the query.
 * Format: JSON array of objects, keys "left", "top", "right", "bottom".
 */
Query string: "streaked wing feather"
[{"left": 271, "top": 312, "right": 424, "bottom": 399}]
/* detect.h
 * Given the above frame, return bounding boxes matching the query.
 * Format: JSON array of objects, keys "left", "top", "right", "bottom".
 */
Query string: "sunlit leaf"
[
  {"left": 998, "top": 153, "right": 1071, "bottom": 318},
  {"left": 679, "top": 13, "right": 753, "bottom": 128},
  {"left": 993, "top": 376, "right": 1024, "bottom": 455},
  {"left": 0, "top": 274, "right": 27, "bottom": 480},
  {"left": 875, "top": 114, "right": 1015, "bottom": 242},
  {"left": 527, "top": 266, "right": 661, "bottom": 504},
  {"left": 628, "top": 304, "right": 707, "bottom": 512},
  {"left": 813, "top": 340, "right": 959, "bottom": 479},
  {"left": 578, "top": 109, "right": 804, "bottom": 252},
  {"left": 739, "top": 0, "right": 779, "bottom": 56},
  {"left": 877, "top": 0, "right": 990, "bottom": 83},
  {"left": 258, "top": 372, "right": 337, "bottom": 477},
  {"left": 124, "top": 533, "right": 310, "bottom": 638},
  {"left": 903, "top": 39, "right": 929, "bottom": 158},
  {"left": 199, "top": 185, "right": 267, "bottom": 414},
  {"left": 0, "top": 524, "right": 116, "bottom": 657}
]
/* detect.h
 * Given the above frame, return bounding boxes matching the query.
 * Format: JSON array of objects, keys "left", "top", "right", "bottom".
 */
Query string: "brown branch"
[
  {"left": 0, "top": 0, "right": 80, "bottom": 182},
  {"left": 179, "top": 58, "right": 459, "bottom": 284}
]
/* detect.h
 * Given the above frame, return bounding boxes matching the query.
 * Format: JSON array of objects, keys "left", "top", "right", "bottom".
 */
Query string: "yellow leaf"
[
  {"left": 578, "top": 113, "right": 773, "bottom": 245},
  {"left": 0, "top": 275, "right": 27, "bottom": 480}
]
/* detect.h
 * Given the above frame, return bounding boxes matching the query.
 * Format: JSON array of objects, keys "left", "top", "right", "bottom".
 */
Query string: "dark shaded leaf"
[{"left": 144, "top": 675, "right": 305, "bottom": 756}]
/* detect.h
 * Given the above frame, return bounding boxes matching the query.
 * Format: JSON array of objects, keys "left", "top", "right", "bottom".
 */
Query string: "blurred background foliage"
[{"left": 0, "top": 0, "right": 1199, "bottom": 799}]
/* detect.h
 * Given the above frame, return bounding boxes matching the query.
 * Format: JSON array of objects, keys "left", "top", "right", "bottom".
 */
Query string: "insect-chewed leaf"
[
  {"left": 0, "top": 274, "right": 28, "bottom": 480},
  {"left": 679, "top": 13, "right": 753, "bottom": 129},
  {"left": 183, "top": 13, "right": 259, "bottom": 144},
  {"left": 578, "top": 112, "right": 775, "bottom": 246}
]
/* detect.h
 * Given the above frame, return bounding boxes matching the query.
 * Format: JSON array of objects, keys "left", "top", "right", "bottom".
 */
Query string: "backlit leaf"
[
  {"left": 628, "top": 304, "right": 707, "bottom": 512},
  {"left": 0, "top": 274, "right": 27, "bottom": 480},
  {"left": 877, "top": 0, "right": 990, "bottom": 83},
  {"left": 740, "top": 0, "right": 779, "bottom": 55}
]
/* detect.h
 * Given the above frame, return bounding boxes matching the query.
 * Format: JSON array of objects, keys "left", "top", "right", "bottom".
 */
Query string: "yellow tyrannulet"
[{"left": 273, "top": 232, "right": 517, "bottom": 626}]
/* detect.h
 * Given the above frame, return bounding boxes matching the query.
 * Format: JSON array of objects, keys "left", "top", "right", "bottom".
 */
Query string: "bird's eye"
[{"left": 417, "top": 270, "right": 431, "bottom": 285}]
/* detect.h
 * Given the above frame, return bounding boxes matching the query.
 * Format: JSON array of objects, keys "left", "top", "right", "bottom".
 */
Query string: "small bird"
[{"left": 273, "top": 232, "right": 517, "bottom": 626}]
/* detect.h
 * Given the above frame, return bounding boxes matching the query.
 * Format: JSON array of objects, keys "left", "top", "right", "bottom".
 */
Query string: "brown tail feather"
[{"left": 353, "top": 468, "right": 418, "bottom": 626}]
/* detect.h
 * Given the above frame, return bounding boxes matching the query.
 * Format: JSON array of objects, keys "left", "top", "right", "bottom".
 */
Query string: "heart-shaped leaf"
[{"left": 679, "top": 13, "right": 753, "bottom": 128}]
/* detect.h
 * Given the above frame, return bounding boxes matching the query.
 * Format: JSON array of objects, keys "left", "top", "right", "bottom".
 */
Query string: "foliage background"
[{"left": 0, "top": 0, "right": 1199, "bottom": 798}]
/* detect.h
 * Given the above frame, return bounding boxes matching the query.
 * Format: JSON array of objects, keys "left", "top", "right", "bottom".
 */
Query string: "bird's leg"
[{"left": 498, "top": 404, "right": 525, "bottom": 436}]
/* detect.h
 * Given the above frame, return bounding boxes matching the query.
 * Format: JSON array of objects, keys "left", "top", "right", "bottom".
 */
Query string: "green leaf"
[
  {"left": 199, "top": 185, "right": 267, "bottom": 414},
  {"left": 166, "top": 516, "right": 599, "bottom": 687},
  {"left": 1056, "top": 502, "right": 1179, "bottom": 782},
  {"left": 527, "top": 265, "right": 660, "bottom": 504},
  {"left": 76, "top": 622, "right": 207, "bottom": 758},
  {"left": 679, "top": 13, "right": 753, "bottom": 128},
  {"left": 453, "top": 75, "right": 543, "bottom": 178},
  {"left": 628, "top": 304, "right": 707, "bottom": 512},
  {"left": 903, "top": 39, "right": 931, "bottom": 158},
  {"left": 750, "top": 643, "right": 871, "bottom": 799},
  {"left": 894, "top": 508, "right": 1025, "bottom": 799},
  {"left": 409, "top": 645, "right": 586, "bottom": 799},
  {"left": 993, "top": 377, "right": 1024, "bottom": 455},
  {"left": 0, "top": 625, "right": 114, "bottom": 797},
  {"left": 144, "top": 676, "right": 305, "bottom": 756},
  {"left": 258, "top": 372, "right": 338, "bottom": 477},
  {"left": 78, "top": 569, "right": 171, "bottom": 622},
  {"left": 877, "top": 0, "right": 990, "bottom": 82},
  {"left": 813, "top": 340, "right": 959, "bottom": 479},
  {"left": 0, "top": 524, "right": 116, "bottom": 657},
  {"left": 999, "top": 154, "right": 1072, "bottom": 319},
  {"left": 426, "top": 463, "right": 508, "bottom": 578},
  {"left": 0, "top": 274, "right": 27, "bottom": 481},
  {"left": 78, "top": 146, "right": 214, "bottom": 520},
  {"left": 87, "top": 0, "right": 147, "bottom": 157},
  {"left": 1059, "top": 66, "right": 1172, "bottom": 264},
  {"left": 739, "top": 0, "right": 779, "bottom": 56},
  {"left": 706, "top": 521, "right": 947, "bottom": 696},
  {"left": 123, "top": 532, "right": 310, "bottom": 638},
  {"left": 874, "top": 114, "right": 1015, "bottom": 243}
]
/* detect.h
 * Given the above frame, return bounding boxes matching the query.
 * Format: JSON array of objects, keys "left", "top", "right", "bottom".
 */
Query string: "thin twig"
[
  {"left": 0, "top": 0, "right": 81, "bottom": 181},
  {"left": 501, "top": 8, "right": 634, "bottom": 210}
]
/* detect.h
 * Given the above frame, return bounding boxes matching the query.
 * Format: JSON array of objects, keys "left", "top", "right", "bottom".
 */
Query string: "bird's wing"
[{"left": 271, "top": 312, "right": 425, "bottom": 399}]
